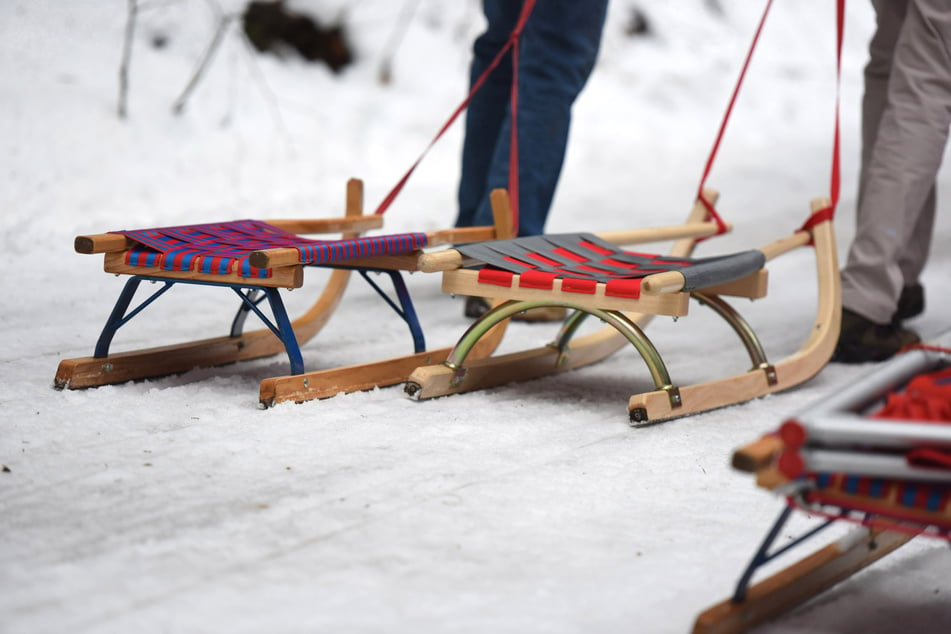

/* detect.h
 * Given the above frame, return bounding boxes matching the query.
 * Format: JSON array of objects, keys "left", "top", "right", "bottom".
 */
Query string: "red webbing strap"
[
  {"left": 695, "top": 0, "right": 775, "bottom": 237},
  {"left": 873, "top": 352, "right": 951, "bottom": 423},
  {"left": 799, "top": 0, "right": 845, "bottom": 237},
  {"left": 373, "top": 0, "right": 536, "bottom": 231}
]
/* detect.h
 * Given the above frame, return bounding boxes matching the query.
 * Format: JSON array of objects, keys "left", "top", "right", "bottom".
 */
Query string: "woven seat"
[
  {"left": 115, "top": 219, "right": 429, "bottom": 278},
  {"left": 456, "top": 232, "right": 765, "bottom": 298}
]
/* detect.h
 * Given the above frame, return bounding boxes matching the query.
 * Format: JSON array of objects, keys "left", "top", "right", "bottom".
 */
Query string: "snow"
[{"left": 2, "top": 1, "right": 950, "bottom": 633}]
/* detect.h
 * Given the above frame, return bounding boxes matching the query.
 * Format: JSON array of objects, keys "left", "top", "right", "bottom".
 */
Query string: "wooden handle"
[
  {"left": 418, "top": 249, "right": 467, "bottom": 272},
  {"left": 249, "top": 247, "right": 300, "bottom": 269},
  {"left": 640, "top": 271, "right": 686, "bottom": 295},
  {"left": 598, "top": 221, "right": 730, "bottom": 247},
  {"left": 75, "top": 233, "right": 131, "bottom": 254},
  {"left": 732, "top": 435, "right": 784, "bottom": 473},
  {"left": 266, "top": 215, "right": 383, "bottom": 235},
  {"left": 426, "top": 226, "right": 497, "bottom": 246}
]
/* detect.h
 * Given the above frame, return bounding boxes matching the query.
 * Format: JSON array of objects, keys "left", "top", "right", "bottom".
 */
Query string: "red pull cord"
[{"left": 373, "top": 0, "right": 536, "bottom": 236}]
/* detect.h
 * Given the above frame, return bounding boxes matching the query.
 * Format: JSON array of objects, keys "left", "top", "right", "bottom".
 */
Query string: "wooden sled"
[
  {"left": 694, "top": 339, "right": 951, "bottom": 633},
  {"left": 54, "top": 178, "right": 515, "bottom": 406},
  {"left": 405, "top": 194, "right": 841, "bottom": 425}
]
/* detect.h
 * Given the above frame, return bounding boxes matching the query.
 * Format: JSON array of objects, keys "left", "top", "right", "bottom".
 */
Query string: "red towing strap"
[
  {"left": 372, "top": 0, "right": 536, "bottom": 236},
  {"left": 798, "top": 0, "right": 845, "bottom": 238},
  {"left": 695, "top": 0, "right": 775, "bottom": 237}
]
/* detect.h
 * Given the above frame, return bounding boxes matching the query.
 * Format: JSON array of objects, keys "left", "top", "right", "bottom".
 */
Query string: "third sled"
[{"left": 694, "top": 333, "right": 951, "bottom": 633}]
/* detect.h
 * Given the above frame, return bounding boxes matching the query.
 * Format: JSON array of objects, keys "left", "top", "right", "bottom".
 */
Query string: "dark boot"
[
  {"left": 464, "top": 296, "right": 492, "bottom": 319},
  {"left": 892, "top": 283, "right": 925, "bottom": 324},
  {"left": 833, "top": 308, "right": 920, "bottom": 363}
]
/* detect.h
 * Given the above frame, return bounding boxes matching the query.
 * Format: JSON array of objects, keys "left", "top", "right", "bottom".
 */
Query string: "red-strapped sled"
[
  {"left": 694, "top": 336, "right": 951, "bottom": 633},
  {"left": 405, "top": 194, "right": 840, "bottom": 424},
  {"left": 405, "top": 0, "right": 847, "bottom": 424},
  {"left": 55, "top": 179, "right": 515, "bottom": 406}
]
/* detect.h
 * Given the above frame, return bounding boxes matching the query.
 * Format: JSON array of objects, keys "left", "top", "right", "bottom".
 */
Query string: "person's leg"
[
  {"left": 858, "top": 0, "right": 906, "bottom": 197},
  {"left": 842, "top": 0, "right": 951, "bottom": 324},
  {"left": 863, "top": 0, "right": 937, "bottom": 317},
  {"left": 468, "top": 0, "right": 608, "bottom": 236},
  {"left": 837, "top": 0, "right": 951, "bottom": 361},
  {"left": 456, "top": 0, "right": 521, "bottom": 229}
]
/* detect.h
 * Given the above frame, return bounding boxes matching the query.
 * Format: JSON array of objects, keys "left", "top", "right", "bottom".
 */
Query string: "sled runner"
[
  {"left": 694, "top": 336, "right": 951, "bottom": 633},
  {"left": 54, "top": 178, "right": 515, "bottom": 406}
]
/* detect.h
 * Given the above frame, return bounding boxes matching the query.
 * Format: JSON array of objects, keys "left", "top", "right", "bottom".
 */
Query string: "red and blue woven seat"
[{"left": 113, "top": 219, "right": 429, "bottom": 278}]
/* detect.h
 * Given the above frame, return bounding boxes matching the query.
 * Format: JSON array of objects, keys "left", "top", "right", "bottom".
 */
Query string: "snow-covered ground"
[{"left": 2, "top": 1, "right": 950, "bottom": 632}]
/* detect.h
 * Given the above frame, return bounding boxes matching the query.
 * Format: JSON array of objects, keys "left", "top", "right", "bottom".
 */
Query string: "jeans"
[{"left": 455, "top": 0, "right": 608, "bottom": 237}]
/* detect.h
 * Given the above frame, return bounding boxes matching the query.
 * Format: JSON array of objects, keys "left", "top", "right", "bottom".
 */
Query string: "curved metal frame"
[
  {"left": 440, "top": 299, "right": 679, "bottom": 408},
  {"left": 690, "top": 291, "right": 777, "bottom": 385}
]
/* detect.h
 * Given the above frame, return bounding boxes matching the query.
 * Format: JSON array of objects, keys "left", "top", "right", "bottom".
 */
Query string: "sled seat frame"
[
  {"left": 405, "top": 193, "right": 840, "bottom": 425},
  {"left": 54, "top": 178, "right": 515, "bottom": 406}
]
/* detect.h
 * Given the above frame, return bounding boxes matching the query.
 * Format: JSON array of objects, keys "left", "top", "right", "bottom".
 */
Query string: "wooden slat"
[
  {"left": 599, "top": 221, "right": 729, "bottom": 247},
  {"left": 103, "top": 252, "right": 304, "bottom": 288},
  {"left": 441, "top": 268, "right": 690, "bottom": 316},
  {"left": 265, "top": 214, "right": 382, "bottom": 235}
]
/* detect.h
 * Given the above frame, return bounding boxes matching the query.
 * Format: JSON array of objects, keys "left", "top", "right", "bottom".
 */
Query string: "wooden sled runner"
[
  {"left": 54, "top": 178, "right": 515, "bottom": 406},
  {"left": 694, "top": 336, "right": 951, "bottom": 633},
  {"left": 404, "top": 193, "right": 841, "bottom": 425}
]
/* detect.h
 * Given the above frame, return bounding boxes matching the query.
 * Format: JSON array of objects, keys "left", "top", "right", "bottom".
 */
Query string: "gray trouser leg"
[{"left": 842, "top": 0, "right": 949, "bottom": 323}]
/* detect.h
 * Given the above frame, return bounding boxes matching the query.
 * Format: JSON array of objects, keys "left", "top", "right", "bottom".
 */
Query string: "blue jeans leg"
[{"left": 456, "top": 0, "right": 608, "bottom": 236}]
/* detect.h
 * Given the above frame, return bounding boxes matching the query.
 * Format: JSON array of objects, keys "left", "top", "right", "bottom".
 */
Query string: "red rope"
[
  {"left": 798, "top": 0, "right": 845, "bottom": 238},
  {"left": 373, "top": 0, "right": 536, "bottom": 232},
  {"left": 695, "top": 0, "right": 775, "bottom": 237}
]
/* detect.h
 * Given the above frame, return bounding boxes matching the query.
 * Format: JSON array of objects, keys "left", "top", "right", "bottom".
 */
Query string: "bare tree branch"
[
  {"left": 378, "top": 0, "right": 421, "bottom": 85},
  {"left": 172, "top": 12, "right": 235, "bottom": 115},
  {"left": 235, "top": 25, "right": 291, "bottom": 144},
  {"left": 118, "top": 0, "right": 138, "bottom": 119}
]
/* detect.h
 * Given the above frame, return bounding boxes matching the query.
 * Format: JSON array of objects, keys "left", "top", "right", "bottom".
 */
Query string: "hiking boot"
[
  {"left": 833, "top": 308, "right": 920, "bottom": 364},
  {"left": 464, "top": 296, "right": 491, "bottom": 319},
  {"left": 892, "top": 283, "right": 925, "bottom": 325},
  {"left": 463, "top": 296, "right": 567, "bottom": 323}
]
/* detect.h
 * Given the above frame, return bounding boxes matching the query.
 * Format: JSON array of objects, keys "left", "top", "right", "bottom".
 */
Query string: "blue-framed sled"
[
  {"left": 54, "top": 178, "right": 515, "bottom": 406},
  {"left": 695, "top": 334, "right": 951, "bottom": 633}
]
